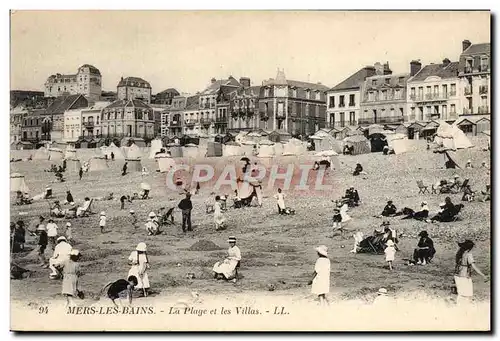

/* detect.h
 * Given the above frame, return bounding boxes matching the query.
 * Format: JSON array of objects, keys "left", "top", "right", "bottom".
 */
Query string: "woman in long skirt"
[
  {"left": 128, "top": 242, "right": 150, "bottom": 296},
  {"left": 309, "top": 245, "right": 331, "bottom": 306},
  {"left": 214, "top": 196, "right": 226, "bottom": 231},
  {"left": 454, "top": 240, "right": 488, "bottom": 305},
  {"left": 213, "top": 236, "right": 241, "bottom": 282},
  {"left": 62, "top": 249, "right": 82, "bottom": 307}
]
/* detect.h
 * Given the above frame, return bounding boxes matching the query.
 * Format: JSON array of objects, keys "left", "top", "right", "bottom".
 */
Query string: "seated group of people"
[
  {"left": 353, "top": 163, "right": 366, "bottom": 176},
  {"left": 352, "top": 221, "right": 397, "bottom": 254},
  {"left": 433, "top": 175, "right": 463, "bottom": 194},
  {"left": 380, "top": 197, "right": 463, "bottom": 223},
  {"left": 343, "top": 145, "right": 355, "bottom": 155},
  {"left": 15, "top": 191, "right": 32, "bottom": 205},
  {"left": 341, "top": 187, "right": 360, "bottom": 207}
]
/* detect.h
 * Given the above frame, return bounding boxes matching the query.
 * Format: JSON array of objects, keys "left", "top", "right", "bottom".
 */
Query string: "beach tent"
[
  {"left": 155, "top": 154, "right": 176, "bottom": 173},
  {"left": 67, "top": 158, "right": 81, "bottom": 173},
  {"left": 125, "top": 158, "right": 142, "bottom": 172},
  {"left": 149, "top": 139, "right": 164, "bottom": 159},
  {"left": 343, "top": 135, "right": 371, "bottom": 155},
  {"left": 182, "top": 144, "right": 200, "bottom": 158},
  {"left": 207, "top": 142, "right": 223, "bottom": 157},
  {"left": 223, "top": 142, "right": 244, "bottom": 157},
  {"left": 385, "top": 133, "right": 410, "bottom": 154},
  {"left": 65, "top": 148, "right": 77, "bottom": 159},
  {"left": 48, "top": 148, "right": 64, "bottom": 161},
  {"left": 88, "top": 157, "right": 109, "bottom": 171},
  {"left": 125, "top": 143, "right": 143, "bottom": 159},
  {"left": 258, "top": 145, "right": 276, "bottom": 158},
  {"left": 10, "top": 173, "right": 29, "bottom": 193},
  {"left": 33, "top": 146, "right": 49, "bottom": 160},
  {"left": 313, "top": 134, "right": 343, "bottom": 154},
  {"left": 168, "top": 145, "right": 183, "bottom": 158},
  {"left": 104, "top": 142, "right": 125, "bottom": 159},
  {"left": 434, "top": 122, "right": 473, "bottom": 150},
  {"left": 273, "top": 142, "right": 284, "bottom": 156},
  {"left": 282, "top": 138, "right": 307, "bottom": 156}
]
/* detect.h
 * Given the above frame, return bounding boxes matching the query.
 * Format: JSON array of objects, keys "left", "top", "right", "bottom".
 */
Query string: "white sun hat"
[
  {"left": 386, "top": 240, "right": 395, "bottom": 246},
  {"left": 315, "top": 245, "right": 328, "bottom": 257},
  {"left": 136, "top": 242, "right": 147, "bottom": 252},
  {"left": 378, "top": 288, "right": 388, "bottom": 295},
  {"left": 66, "top": 222, "right": 71, "bottom": 227},
  {"left": 100, "top": 211, "right": 106, "bottom": 216},
  {"left": 148, "top": 211, "right": 156, "bottom": 217},
  {"left": 70, "top": 249, "right": 80, "bottom": 256},
  {"left": 57, "top": 236, "right": 67, "bottom": 242}
]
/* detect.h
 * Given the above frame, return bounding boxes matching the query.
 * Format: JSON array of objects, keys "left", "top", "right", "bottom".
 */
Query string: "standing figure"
[
  {"left": 214, "top": 196, "right": 226, "bottom": 231},
  {"left": 309, "top": 245, "right": 330, "bottom": 306},
  {"left": 454, "top": 240, "right": 489, "bottom": 305},
  {"left": 128, "top": 242, "right": 150, "bottom": 297},
  {"left": 385, "top": 240, "right": 396, "bottom": 271},
  {"left": 130, "top": 210, "right": 138, "bottom": 229},
  {"left": 79, "top": 167, "right": 83, "bottom": 180},
  {"left": 111, "top": 152, "right": 115, "bottom": 161},
  {"left": 178, "top": 193, "right": 193, "bottom": 232},
  {"left": 122, "top": 162, "right": 128, "bottom": 176},
  {"left": 99, "top": 211, "right": 106, "bottom": 233},
  {"left": 36, "top": 225, "right": 49, "bottom": 268},
  {"left": 62, "top": 249, "right": 82, "bottom": 308},
  {"left": 274, "top": 188, "right": 286, "bottom": 215},
  {"left": 65, "top": 222, "right": 73, "bottom": 242},
  {"left": 46, "top": 219, "right": 59, "bottom": 250},
  {"left": 49, "top": 236, "right": 72, "bottom": 279}
]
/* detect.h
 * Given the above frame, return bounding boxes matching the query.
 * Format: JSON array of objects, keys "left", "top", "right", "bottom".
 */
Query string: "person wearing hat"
[
  {"left": 481, "top": 160, "right": 489, "bottom": 169},
  {"left": 129, "top": 209, "right": 138, "bottom": 229},
  {"left": 49, "top": 236, "right": 72, "bottom": 278},
  {"left": 44, "top": 185, "right": 53, "bottom": 199},
  {"left": 128, "top": 242, "right": 150, "bottom": 296},
  {"left": 308, "top": 245, "right": 330, "bottom": 306},
  {"left": 331, "top": 207, "right": 343, "bottom": 238},
  {"left": 12, "top": 221, "right": 26, "bottom": 253},
  {"left": 373, "top": 288, "right": 390, "bottom": 305},
  {"left": 465, "top": 160, "right": 473, "bottom": 169},
  {"left": 412, "top": 231, "right": 436, "bottom": 265},
  {"left": 122, "top": 162, "right": 128, "bottom": 176},
  {"left": 62, "top": 249, "right": 82, "bottom": 308},
  {"left": 99, "top": 211, "right": 107, "bottom": 233},
  {"left": 384, "top": 240, "right": 396, "bottom": 271},
  {"left": 146, "top": 213, "right": 161, "bottom": 236},
  {"left": 64, "top": 190, "right": 74, "bottom": 205},
  {"left": 381, "top": 200, "right": 397, "bottom": 217},
  {"left": 353, "top": 163, "right": 364, "bottom": 176},
  {"left": 213, "top": 237, "right": 241, "bottom": 282},
  {"left": 36, "top": 224, "right": 49, "bottom": 268},
  {"left": 274, "top": 188, "right": 286, "bottom": 215},
  {"left": 46, "top": 219, "right": 59, "bottom": 250},
  {"left": 462, "top": 183, "right": 475, "bottom": 202},
  {"left": 76, "top": 197, "right": 92, "bottom": 217},
  {"left": 479, "top": 184, "right": 491, "bottom": 202},
  {"left": 454, "top": 240, "right": 488, "bottom": 305},
  {"left": 450, "top": 174, "right": 462, "bottom": 191},
  {"left": 65, "top": 222, "right": 73, "bottom": 242},
  {"left": 178, "top": 192, "right": 193, "bottom": 232},
  {"left": 345, "top": 186, "right": 360, "bottom": 207}
]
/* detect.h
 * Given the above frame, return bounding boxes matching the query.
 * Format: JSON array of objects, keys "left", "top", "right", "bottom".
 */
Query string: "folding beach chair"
[{"left": 417, "top": 180, "right": 430, "bottom": 194}]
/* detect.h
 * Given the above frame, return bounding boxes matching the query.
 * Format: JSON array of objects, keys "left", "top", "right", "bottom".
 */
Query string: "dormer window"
[
  {"left": 264, "top": 88, "right": 270, "bottom": 97},
  {"left": 305, "top": 90, "right": 310, "bottom": 99}
]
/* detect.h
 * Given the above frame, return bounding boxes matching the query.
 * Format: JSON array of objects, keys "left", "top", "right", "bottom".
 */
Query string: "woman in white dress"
[
  {"left": 454, "top": 240, "right": 488, "bottom": 305},
  {"left": 212, "top": 236, "right": 241, "bottom": 282},
  {"left": 274, "top": 188, "right": 286, "bottom": 214},
  {"left": 214, "top": 196, "right": 226, "bottom": 231},
  {"left": 128, "top": 242, "right": 150, "bottom": 296},
  {"left": 309, "top": 245, "right": 331, "bottom": 306}
]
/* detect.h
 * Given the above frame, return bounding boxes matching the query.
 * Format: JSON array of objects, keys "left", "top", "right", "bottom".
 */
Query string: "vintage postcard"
[{"left": 9, "top": 10, "right": 491, "bottom": 331}]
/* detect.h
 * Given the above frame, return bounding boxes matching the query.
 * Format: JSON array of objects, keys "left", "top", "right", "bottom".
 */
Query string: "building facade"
[
  {"left": 10, "top": 107, "right": 28, "bottom": 144},
  {"left": 326, "top": 65, "right": 377, "bottom": 129},
  {"left": 259, "top": 69, "right": 329, "bottom": 136},
  {"left": 101, "top": 99, "right": 155, "bottom": 138},
  {"left": 458, "top": 40, "right": 491, "bottom": 116},
  {"left": 21, "top": 109, "right": 47, "bottom": 142},
  {"left": 406, "top": 59, "right": 460, "bottom": 122},
  {"left": 228, "top": 84, "right": 260, "bottom": 133},
  {"left": 117, "top": 77, "right": 152, "bottom": 104},
  {"left": 154, "top": 88, "right": 180, "bottom": 105},
  {"left": 44, "top": 64, "right": 102, "bottom": 101},
  {"left": 163, "top": 96, "right": 188, "bottom": 137},
  {"left": 63, "top": 109, "right": 83, "bottom": 142},
  {"left": 359, "top": 63, "right": 410, "bottom": 125},
  {"left": 44, "top": 94, "right": 89, "bottom": 141}
]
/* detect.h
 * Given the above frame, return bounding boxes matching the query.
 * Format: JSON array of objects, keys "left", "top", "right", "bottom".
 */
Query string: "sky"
[{"left": 10, "top": 10, "right": 490, "bottom": 94}]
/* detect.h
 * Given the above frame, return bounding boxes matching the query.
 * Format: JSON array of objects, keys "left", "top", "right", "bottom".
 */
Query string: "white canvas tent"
[
  {"left": 258, "top": 145, "right": 275, "bottom": 158},
  {"left": 48, "top": 148, "right": 64, "bottom": 161},
  {"left": 67, "top": 158, "right": 81, "bottom": 173},
  {"left": 10, "top": 173, "right": 29, "bottom": 193},
  {"left": 125, "top": 158, "right": 142, "bottom": 172},
  {"left": 282, "top": 138, "right": 307, "bottom": 156},
  {"left": 155, "top": 154, "right": 176, "bottom": 173},
  {"left": 88, "top": 157, "right": 109, "bottom": 171},
  {"left": 149, "top": 139, "right": 164, "bottom": 159},
  {"left": 33, "top": 147, "right": 49, "bottom": 160},
  {"left": 125, "top": 143, "right": 143, "bottom": 159},
  {"left": 223, "top": 143, "right": 244, "bottom": 157},
  {"left": 434, "top": 122, "right": 473, "bottom": 150},
  {"left": 102, "top": 142, "right": 125, "bottom": 159},
  {"left": 65, "top": 148, "right": 77, "bottom": 159},
  {"left": 182, "top": 144, "right": 199, "bottom": 158},
  {"left": 385, "top": 133, "right": 410, "bottom": 154},
  {"left": 313, "top": 134, "right": 343, "bottom": 153}
]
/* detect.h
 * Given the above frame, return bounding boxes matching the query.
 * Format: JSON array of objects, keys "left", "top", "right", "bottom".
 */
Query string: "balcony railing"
[
  {"left": 184, "top": 120, "right": 196, "bottom": 127},
  {"left": 200, "top": 118, "right": 213, "bottom": 125},
  {"left": 464, "top": 87, "right": 472, "bottom": 96},
  {"left": 479, "top": 86, "right": 488, "bottom": 95},
  {"left": 479, "top": 65, "right": 489, "bottom": 72},
  {"left": 450, "top": 91, "right": 457, "bottom": 97},
  {"left": 276, "top": 114, "right": 286, "bottom": 119},
  {"left": 478, "top": 106, "right": 489, "bottom": 114},
  {"left": 83, "top": 121, "right": 94, "bottom": 128},
  {"left": 215, "top": 117, "right": 228, "bottom": 123},
  {"left": 170, "top": 120, "right": 182, "bottom": 127},
  {"left": 339, "top": 103, "right": 345, "bottom": 108},
  {"left": 358, "top": 116, "right": 404, "bottom": 125},
  {"left": 348, "top": 102, "right": 355, "bottom": 107},
  {"left": 465, "top": 66, "right": 473, "bottom": 74},
  {"left": 463, "top": 108, "right": 472, "bottom": 115}
]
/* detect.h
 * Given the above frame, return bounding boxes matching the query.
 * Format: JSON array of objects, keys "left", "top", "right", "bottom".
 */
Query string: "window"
[
  {"left": 385, "top": 78, "right": 390, "bottom": 85},
  {"left": 433, "top": 85, "right": 439, "bottom": 94},
  {"left": 480, "top": 57, "right": 489, "bottom": 71},
  {"left": 390, "top": 108, "right": 395, "bottom": 117},
  {"left": 381, "top": 90, "right": 387, "bottom": 101},
  {"left": 426, "top": 106, "right": 432, "bottom": 117},
  {"left": 442, "top": 105, "right": 447, "bottom": 119},
  {"left": 349, "top": 112, "right": 355, "bottom": 125},
  {"left": 315, "top": 91, "right": 321, "bottom": 100},
  {"left": 442, "top": 84, "right": 448, "bottom": 95},
  {"left": 398, "top": 77, "right": 404, "bottom": 84},
  {"left": 410, "top": 87, "right": 415, "bottom": 99},
  {"left": 450, "top": 83, "right": 456, "bottom": 95},
  {"left": 394, "top": 89, "right": 401, "bottom": 100},
  {"left": 306, "top": 90, "right": 310, "bottom": 100},
  {"left": 35, "top": 131, "right": 39, "bottom": 139},
  {"left": 329, "top": 96, "right": 335, "bottom": 108},
  {"left": 329, "top": 113, "right": 335, "bottom": 127},
  {"left": 292, "top": 88, "right": 297, "bottom": 97},
  {"left": 96, "top": 117, "right": 99, "bottom": 124},
  {"left": 339, "top": 95, "right": 345, "bottom": 107},
  {"left": 411, "top": 107, "right": 415, "bottom": 120},
  {"left": 264, "top": 88, "right": 269, "bottom": 97},
  {"left": 426, "top": 86, "right": 432, "bottom": 94},
  {"left": 339, "top": 112, "right": 345, "bottom": 128},
  {"left": 349, "top": 94, "right": 355, "bottom": 106},
  {"left": 418, "top": 87, "right": 423, "bottom": 98},
  {"left": 368, "top": 92, "right": 374, "bottom": 101}
]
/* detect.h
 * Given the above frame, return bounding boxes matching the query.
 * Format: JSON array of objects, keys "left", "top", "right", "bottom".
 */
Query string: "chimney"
[
  {"left": 410, "top": 60, "right": 422, "bottom": 76},
  {"left": 211, "top": 77, "right": 216, "bottom": 84},
  {"left": 383, "top": 62, "right": 392, "bottom": 75},
  {"left": 462, "top": 40, "right": 472, "bottom": 52},
  {"left": 364, "top": 66, "right": 377, "bottom": 78},
  {"left": 121, "top": 77, "right": 123, "bottom": 81},
  {"left": 239, "top": 77, "right": 251, "bottom": 88},
  {"left": 442, "top": 58, "right": 451, "bottom": 67},
  {"left": 374, "top": 62, "right": 384, "bottom": 75}
]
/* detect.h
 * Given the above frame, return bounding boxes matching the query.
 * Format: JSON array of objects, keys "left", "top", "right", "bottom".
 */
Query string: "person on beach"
[
  {"left": 99, "top": 211, "right": 106, "bottom": 233},
  {"left": 309, "top": 245, "right": 330, "bottom": 306},
  {"left": 454, "top": 240, "right": 489, "bottom": 305},
  {"left": 214, "top": 196, "right": 226, "bottom": 231},
  {"left": 122, "top": 162, "right": 128, "bottom": 176},
  {"left": 62, "top": 249, "right": 82, "bottom": 308},
  {"left": 36, "top": 224, "right": 49, "bottom": 268},
  {"left": 384, "top": 240, "right": 396, "bottom": 270},
  {"left": 100, "top": 276, "right": 138, "bottom": 307},
  {"left": 213, "top": 236, "right": 241, "bottom": 282},
  {"left": 130, "top": 210, "right": 138, "bottom": 229},
  {"left": 46, "top": 219, "right": 59, "bottom": 250},
  {"left": 65, "top": 222, "right": 73, "bottom": 243},
  {"left": 274, "top": 188, "right": 286, "bottom": 215},
  {"left": 178, "top": 193, "right": 193, "bottom": 232},
  {"left": 49, "top": 236, "right": 72, "bottom": 279},
  {"left": 128, "top": 242, "right": 150, "bottom": 297},
  {"left": 413, "top": 230, "right": 436, "bottom": 265}
]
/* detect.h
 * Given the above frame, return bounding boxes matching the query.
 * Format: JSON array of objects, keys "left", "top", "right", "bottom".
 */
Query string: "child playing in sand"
[
  {"left": 385, "top": 240, "right": 396, "bottom": 270},
  {"left": 129, "top": 210, "right": 138, "bottom": 229},
  {"left": 65, "top": 222, "right": 73, "bottom": 242},
  {"left": 62, "top": 249, "right": 82, "bottom": 308},
  {"left": 99, "top": 211, "right": 106, "bottom": 233},
  {"left": 100, "top": 276, "right": 138, "bottom": 307}
]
